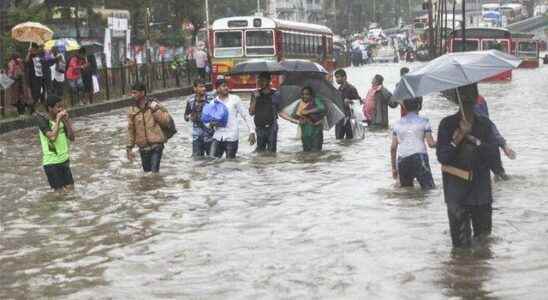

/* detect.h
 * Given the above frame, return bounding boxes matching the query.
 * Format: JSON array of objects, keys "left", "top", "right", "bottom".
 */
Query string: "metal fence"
[{"left": 0, "top": 55, "right": 198, "bottom": 119}]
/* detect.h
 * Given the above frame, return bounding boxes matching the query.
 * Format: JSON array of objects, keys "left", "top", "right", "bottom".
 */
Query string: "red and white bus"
[
  {"left": 209, "top": 16, "right": 335, "bottom": 91},
  {"left": 449, "top": 27, "right": 513, "bottom": 80},
  {"left": 511, "top": 32, "right": 539, "bottom": 68}
]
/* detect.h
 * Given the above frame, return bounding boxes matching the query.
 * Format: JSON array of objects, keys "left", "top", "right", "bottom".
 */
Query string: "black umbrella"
[
  {"left": 279, "top": 74, "right": 345, "bottom": 130},
  {"left": 280, "top": 60, "right": 328, "bottom": 74},
  {"left": 230, "top": 60, "right": 285, "bottom": 75},
  {"left": 81, "top": 41, "right": 103, "bottom": 53}
]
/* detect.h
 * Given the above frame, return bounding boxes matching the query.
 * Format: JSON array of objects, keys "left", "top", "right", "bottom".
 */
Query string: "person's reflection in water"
[
  {"left": 437, "top": 244, "right": 495, "bottom": 299},
  {"left": 136, "top": 174, "right": 167, "bottom": 192}
]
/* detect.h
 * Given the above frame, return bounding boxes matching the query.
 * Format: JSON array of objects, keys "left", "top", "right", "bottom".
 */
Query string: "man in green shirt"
[{"left": 36, "top": 95, "right": 76, "bottom": 192}]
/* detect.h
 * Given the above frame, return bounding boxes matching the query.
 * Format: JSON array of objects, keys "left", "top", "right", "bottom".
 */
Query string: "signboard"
[
  {"left": 108, "top": 17, "right": 128, "bottom": 31},
  {"left": 104, "top": 28, "right": 112, "bottom": 68}
]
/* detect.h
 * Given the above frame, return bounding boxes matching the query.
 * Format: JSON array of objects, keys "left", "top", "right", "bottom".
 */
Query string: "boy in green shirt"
[{"left": 36, "top": 95, "right": 76, "bottom": 192}]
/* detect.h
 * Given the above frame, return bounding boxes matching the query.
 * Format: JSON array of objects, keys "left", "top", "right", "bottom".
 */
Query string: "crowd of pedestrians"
[
  {"left": 4, "top": 44, "right": 98, "bottom": 116},
  {"left": 33, "top": 64, "right": 516, "bottom": 250}
]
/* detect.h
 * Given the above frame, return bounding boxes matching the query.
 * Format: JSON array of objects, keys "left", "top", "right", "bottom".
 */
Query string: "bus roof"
[
  {"left": 502, "top": 3, "right": 523, "bottom": 9},
  {"left": 482, "top": 4, "right": 500, "bottom": 9},
  {"left": 211, "top": 16, "right": 333, "bottom": 35},
  {"left": 451, "top": 27, "right": 511, "bottom": 39}
]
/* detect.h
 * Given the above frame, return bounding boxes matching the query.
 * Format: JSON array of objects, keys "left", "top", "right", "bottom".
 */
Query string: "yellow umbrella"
[
  {"left": 11, "top": 22, "right": 54, "bottom": 45},
  {"left": 44, "top": 38, "right": 81, "bottom": 52}
]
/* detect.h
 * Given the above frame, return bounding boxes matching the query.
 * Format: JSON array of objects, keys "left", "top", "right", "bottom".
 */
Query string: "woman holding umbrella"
[{"left": 280, "top": 86, "right": 326, "bottom": 152}]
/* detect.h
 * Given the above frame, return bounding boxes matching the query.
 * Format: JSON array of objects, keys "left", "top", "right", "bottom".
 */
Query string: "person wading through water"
[
  {"left": 281, "top": 86, "right": 326, "bottom": 152},
  {"left": 390, "top": 97, "right": 436, "bottom": 190},
  {"left": 210, "top": 77, "right": 256, "bottom": 159},
  {"left": 126, "top": 82, "right": 173, "bottom": 173},
  {"left": 363, "top": 74, "right": 394, "bottom": 129},
  {"left": 334, "top": 69, "right": 361, "bottom": 140},
  {"left": 35, "top": 95, "right": 76, "bottom": 193},
  {"left": 185, "top": 79, "right": 214, "bottom": 157},
  {"left": 436, "top": 83, "right": 501, "bottom": 248},
  {"left": 249, "top": 72, "right": 282, "bottom": 153}
]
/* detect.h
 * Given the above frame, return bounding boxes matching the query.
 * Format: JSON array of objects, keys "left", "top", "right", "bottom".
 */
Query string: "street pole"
[
  {"left": 373, "top": 0, "right": 376, "bottom": 23},
  {"left": 452, "top": 0, "right": 456, "bottom": 32},
  {"left": 427, "top": 0, "right": 434, "bottom": 58},
  {"left": 75, "top": 0, "right": 81, "bottom": 43},
  {"left": 205, "top": 0, "right": 210, "bottom": 29},
  {"left": 462, "top": 0, "right": 466, "bottom": 52},
  {"left": 257, "top": 0, "right": 261, "bottom": 14}
]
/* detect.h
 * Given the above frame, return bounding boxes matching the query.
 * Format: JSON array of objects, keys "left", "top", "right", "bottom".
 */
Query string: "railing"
[{"left": 0, "top": 56, "right": 201, "bottom": 119}]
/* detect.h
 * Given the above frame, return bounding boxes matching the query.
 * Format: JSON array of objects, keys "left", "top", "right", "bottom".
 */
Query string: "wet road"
[{"left": 1, "top": 63, "right": 548, "bottom": 299}]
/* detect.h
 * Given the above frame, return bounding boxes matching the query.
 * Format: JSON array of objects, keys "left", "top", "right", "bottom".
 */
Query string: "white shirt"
[
  {"left": 213, "top": 94, "right": 255, "bottom": 142},
  {"left": 52, "top": 54, "right": 65, "bottom": 82},
  {"left": 194, "top": 49, "right": 208, "bottom": 68},
  {"left": 392, "top": 112, "right": 432, "bottom": 159}
]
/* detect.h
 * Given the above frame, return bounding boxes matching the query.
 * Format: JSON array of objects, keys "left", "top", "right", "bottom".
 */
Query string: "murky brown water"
[{"left": 1, "top": 62, "right": 548, "bottom": 299}]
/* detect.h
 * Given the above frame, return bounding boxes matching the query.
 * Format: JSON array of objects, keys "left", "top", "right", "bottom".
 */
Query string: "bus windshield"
[
  {"left": 246, "top": 30, "right": 275, "bottom": 56},
  {"left": 214, "top": 31, "right": 243, "bottom": 57},
  {"left": 482, "top": 40, "right": 509, "bottom": 52},
  {"left": 452, "top": 40, "right": 479, "bottom": 51}
]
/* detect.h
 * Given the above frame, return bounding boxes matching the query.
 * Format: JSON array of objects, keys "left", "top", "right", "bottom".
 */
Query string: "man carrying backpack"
[
  {"left": 126, "top": 82, "right": 174, "bottom": 173},
  {"left": 249, "top": 72, "right": 282, "bottom": 153}
]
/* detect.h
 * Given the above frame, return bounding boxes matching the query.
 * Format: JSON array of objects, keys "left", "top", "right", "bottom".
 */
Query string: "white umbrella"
[{"left": 392, "top": 50, "right": 521, "bottom": 101}]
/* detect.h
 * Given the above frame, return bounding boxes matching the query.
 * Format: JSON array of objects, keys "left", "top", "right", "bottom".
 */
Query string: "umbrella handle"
[{"left": 455, "top": 89, "right": 468, "bottom": 123}]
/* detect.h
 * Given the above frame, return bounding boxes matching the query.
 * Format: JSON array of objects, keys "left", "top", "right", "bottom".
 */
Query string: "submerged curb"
[{"left": 0, "top": 86, "right": 194, "bottom": 135}]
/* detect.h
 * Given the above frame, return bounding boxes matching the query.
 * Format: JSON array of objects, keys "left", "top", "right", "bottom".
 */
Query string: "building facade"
[{"left": 266, "top": 0, "right": 331, "bottom": 24}]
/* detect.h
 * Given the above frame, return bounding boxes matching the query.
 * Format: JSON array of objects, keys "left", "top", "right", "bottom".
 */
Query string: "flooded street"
[{"left": 1, "top": 63, "right": 548, "bottom": 299}]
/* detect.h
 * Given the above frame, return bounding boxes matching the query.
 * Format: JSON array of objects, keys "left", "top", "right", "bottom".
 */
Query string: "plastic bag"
[
  {"left": 92, "top": 75, "right": 100, "bottom": 94},
  {"left": 201, "top": 100, "right": 228, "bottom": 127}
]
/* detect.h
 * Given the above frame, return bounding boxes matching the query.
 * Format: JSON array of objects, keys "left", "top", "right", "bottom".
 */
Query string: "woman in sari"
[{"left": 281, "top": 86, "right": 326, "bottom": 152}]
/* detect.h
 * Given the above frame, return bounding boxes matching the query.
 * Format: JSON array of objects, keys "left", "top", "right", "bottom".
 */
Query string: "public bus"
[
  {"left": 448, "top": 27, "right": 513, "bottom": 80},
  {"left": 209, "top": 16, "right": 336, "bottom": 91},
  {"left": 500, "top": 3, "right": 526, "bottom": 24},
  {"left": 511, "top": 32, "right": 540, "bottom": 68},
  {"left": 482, "top": 3, "right": 500, "bottom": 14}
]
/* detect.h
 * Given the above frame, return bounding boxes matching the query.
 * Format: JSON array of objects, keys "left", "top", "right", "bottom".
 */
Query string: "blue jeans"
[
  {"left": 398, "top": 153, "right": 435, "bottom": 189},
  {"left": 192, "top": 136, "right": 212, "bottom": 157},
  {"left": 256, "top": 123, "right": 278, "bottom": 153},
  {"left": 211, "top": 140, "right": 238, "bottom": 159},
  {"left": 140, "top": 145, "right": 163, "bottom": 173}
]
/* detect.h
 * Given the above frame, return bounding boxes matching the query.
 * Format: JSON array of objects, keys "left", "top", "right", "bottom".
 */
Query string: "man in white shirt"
[
  {"left": 211, "top": 78, "right": 256, "bottom": 159},
  {"left": 194, "top": 47, "right": 208, "bottom": 80},
  {"left": 390, "top": 97, "right": 437, "bottom": 189}
]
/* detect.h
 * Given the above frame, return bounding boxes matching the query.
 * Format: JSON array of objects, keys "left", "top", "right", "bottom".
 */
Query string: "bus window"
[
  {"left": 246, "top": 30, "right": 275, "bottom": 56},
  {"left": 214, "top": 31, "right": 243, "bottom": 57},
  {"left": 482, "top": 40, "right": 509, "bottom": 52},
  {"left": 283, "top": 32, "right": 291, "bottom": 54},
  {"left": 452, "top": 40, "right": 479, "bottom": 51},
  {"left": 518, "top": 42, "right": 538, "bottom": 57}
]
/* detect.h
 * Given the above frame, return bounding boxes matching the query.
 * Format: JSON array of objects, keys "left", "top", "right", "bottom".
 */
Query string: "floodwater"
[{"left": 1, "top": 62, "right": 548, "bottom": 299}]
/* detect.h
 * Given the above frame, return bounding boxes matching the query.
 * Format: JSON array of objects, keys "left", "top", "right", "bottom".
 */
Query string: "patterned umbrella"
[
  {"left": 44, "top": 38, "right": 81, "bottom": 52},
  {"left": 11, "top": 22, "right": 53, "bottom": 45}
]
